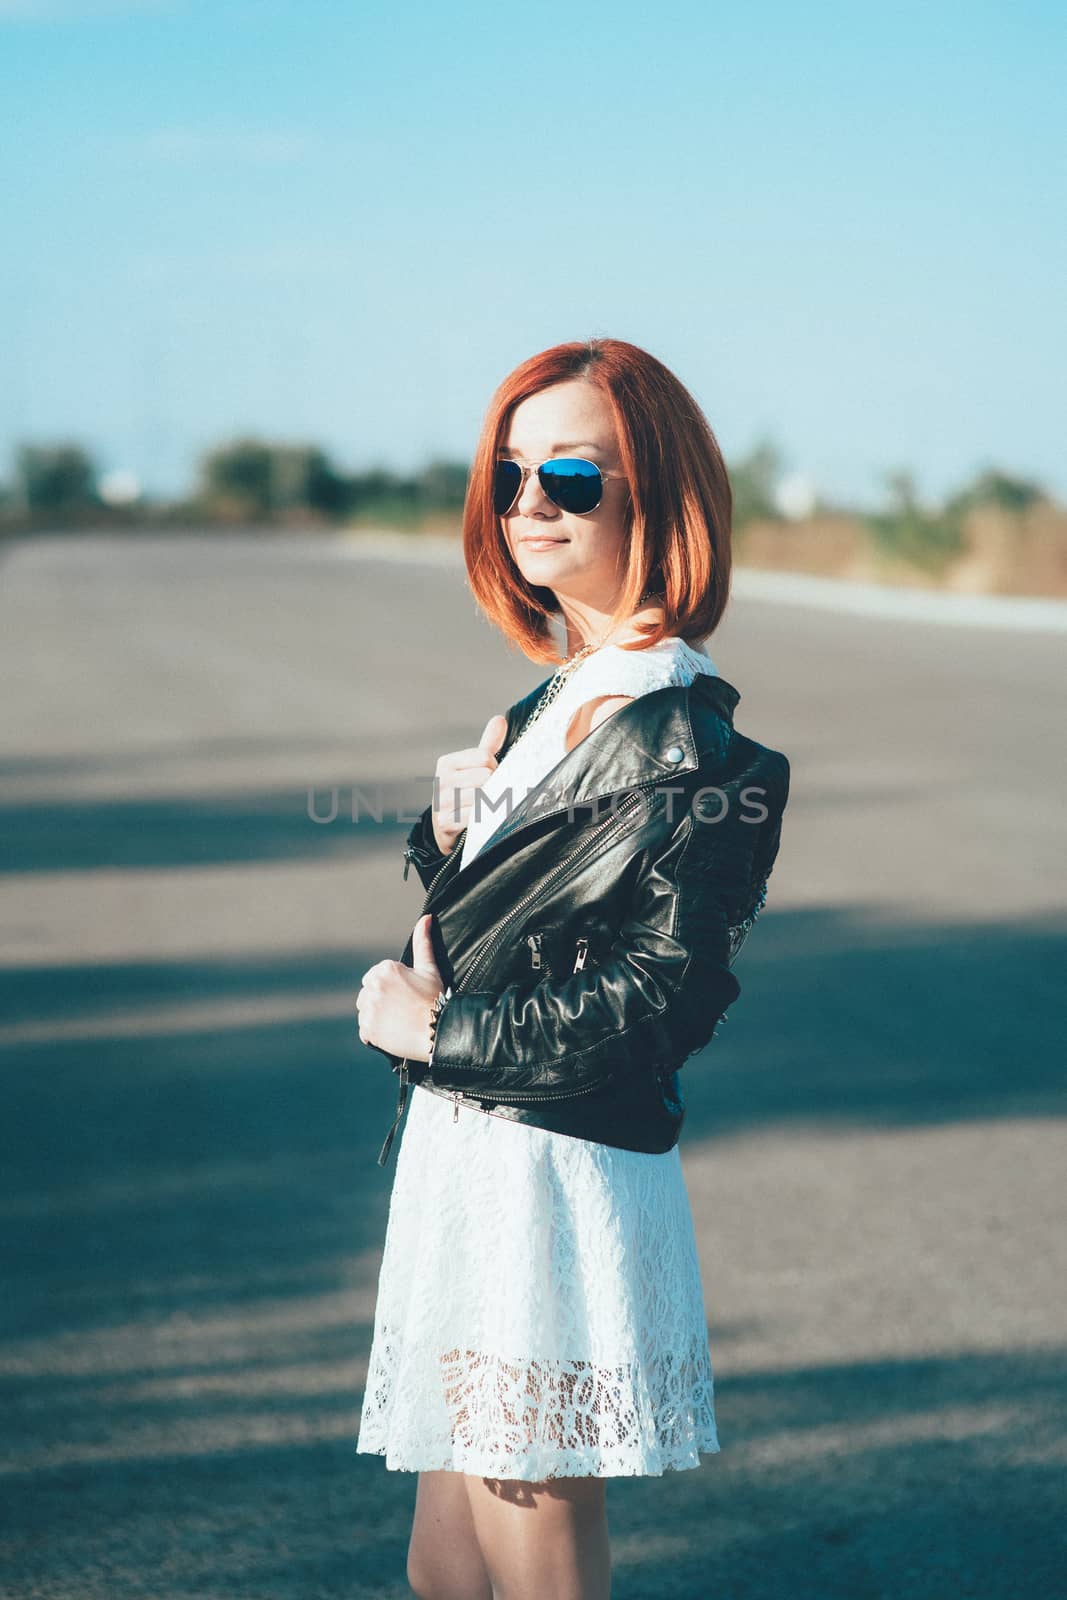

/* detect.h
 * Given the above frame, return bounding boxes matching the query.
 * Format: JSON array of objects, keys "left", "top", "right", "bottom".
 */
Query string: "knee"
[
  {"left": 407, "top": 1543, "right": 492, "bottom": 1600},
  {"left": 405, "top": 1544, "right": 438, "bottom": 1600},
  {"left": 405, "top": 1545, "right": 437, "bottom": 1600}
]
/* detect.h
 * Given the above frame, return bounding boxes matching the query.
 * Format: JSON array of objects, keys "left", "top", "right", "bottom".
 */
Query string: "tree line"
[
  {"left": 0, "top": 439, "right": 470, "bottom": 527},
  {"left": 0, "top": 435, "right": 1052, "bottom": 573}
]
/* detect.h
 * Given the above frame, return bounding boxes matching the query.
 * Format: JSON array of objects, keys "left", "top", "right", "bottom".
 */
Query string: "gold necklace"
[{"left": 512, "top": 589, "right": 658, "bottom": 745}]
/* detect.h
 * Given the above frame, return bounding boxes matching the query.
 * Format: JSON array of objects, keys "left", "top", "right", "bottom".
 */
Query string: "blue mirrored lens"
[
  {"left": 538, "top": 458, "right": 603, "bottom": 514},
  {"left": 493, "top": 460, "right": 523, "bottom": 515}
]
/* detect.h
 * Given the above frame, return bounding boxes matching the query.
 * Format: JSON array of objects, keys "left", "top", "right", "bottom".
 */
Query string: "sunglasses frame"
[{"left": 494, "top": 455, "right": 627, "bottom": 516}]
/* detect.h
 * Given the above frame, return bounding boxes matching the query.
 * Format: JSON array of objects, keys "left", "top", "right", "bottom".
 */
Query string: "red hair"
[{"left": 462, "top": 337, "right": 733, "bottom": 666}]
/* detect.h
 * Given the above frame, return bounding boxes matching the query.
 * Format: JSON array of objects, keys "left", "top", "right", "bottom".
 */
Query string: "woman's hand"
[
  {"left": 431, "top": 714, "right": 508, "bottom": 853},
  {"left": 356, "top": 913, "right": 446, "bottom": 1061}
]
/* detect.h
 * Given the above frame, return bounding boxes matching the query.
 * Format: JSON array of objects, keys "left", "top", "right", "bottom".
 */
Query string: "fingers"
[
  {"left": 355, "top": 960, "right": 389, "bottom": 1043},
  {"left": 431, "top": 764, "right": 497, "bottom": 834},
  {"left": 355, "top": 943, "right": 440, "bottom": 1052},
  {"left": 430, "top": 713, "right": 508, "bottom": 842},
  {"left": 411, "top": 912, "right": 441, "bottom": 979},
  {"left": 478, "top": 713, "right": 508, "bottom": 754},
  {"left": 435, "top": 712, "right": 508, "bottom": 780},
  {"left": 436, "top": 750, "right": 499, "bottom": 778},
  {"left": 431, "top": 773, "right": 505, "bottom": 841},
  {"left": 447, "top": 764, "right": 498, "bottom": 791},
  {"left": 433, "top": 778, "right": 494, "bottom": 824}
]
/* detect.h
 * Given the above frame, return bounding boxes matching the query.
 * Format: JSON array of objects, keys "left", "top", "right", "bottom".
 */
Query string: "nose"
[{"left": 514, "top": 465, "right": 560, "bottom": 520}]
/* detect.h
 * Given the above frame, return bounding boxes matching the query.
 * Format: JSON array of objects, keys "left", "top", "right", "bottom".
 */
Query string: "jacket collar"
[{"left": 427, "top": 671, "right": 741, "bottom": 907}]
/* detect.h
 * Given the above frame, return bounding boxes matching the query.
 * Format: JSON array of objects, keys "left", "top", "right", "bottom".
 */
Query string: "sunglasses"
[{"left": 493, "top": 456, "right": 625, "bottom": 517}]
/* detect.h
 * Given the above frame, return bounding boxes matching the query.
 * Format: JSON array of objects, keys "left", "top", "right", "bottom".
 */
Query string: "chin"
[{"left": 518, "top": 555, "right": 574, "bottom": 582}]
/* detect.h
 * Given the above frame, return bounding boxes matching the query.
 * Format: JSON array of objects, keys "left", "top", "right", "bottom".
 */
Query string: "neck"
[{"left": 559, "top": 596, "right": 663, "bottom": 657}]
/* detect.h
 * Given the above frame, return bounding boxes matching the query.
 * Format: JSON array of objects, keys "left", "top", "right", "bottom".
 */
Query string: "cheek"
[{"left": 573, "top": 507, "right": 629, "bottom": 560}]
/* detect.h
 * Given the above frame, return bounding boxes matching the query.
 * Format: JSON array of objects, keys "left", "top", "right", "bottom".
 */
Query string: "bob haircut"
[{"left": 463, "top": 337, "right": 733, "bottom": 667}]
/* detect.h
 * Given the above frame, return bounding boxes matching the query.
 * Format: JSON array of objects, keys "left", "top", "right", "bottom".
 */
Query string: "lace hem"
[{"left": 356, "top": 1331, "right": 721, "bottom": 1479}]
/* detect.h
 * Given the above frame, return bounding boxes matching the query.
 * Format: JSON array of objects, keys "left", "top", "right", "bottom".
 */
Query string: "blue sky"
[{"left": 1, "top": 0, "right": 1064, "bottom": 508}]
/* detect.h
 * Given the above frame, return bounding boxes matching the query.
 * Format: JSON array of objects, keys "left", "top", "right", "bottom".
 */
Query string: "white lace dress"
[{"left": 356, "top": 636, "right": 724, "bottom": 1478}]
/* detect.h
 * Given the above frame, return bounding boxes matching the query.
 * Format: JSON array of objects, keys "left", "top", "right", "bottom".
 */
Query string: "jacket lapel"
[{"left": 424, "top": 671, "right": 741, "bottom": 911}]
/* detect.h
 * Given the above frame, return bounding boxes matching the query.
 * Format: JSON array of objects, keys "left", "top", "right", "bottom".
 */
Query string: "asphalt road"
[{"left": 1, "top": 530, "right": 1064, "bottom": 1599}]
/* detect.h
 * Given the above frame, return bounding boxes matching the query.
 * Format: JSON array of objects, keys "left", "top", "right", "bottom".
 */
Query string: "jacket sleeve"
[
  {"left": 402, "top": 801, "right": 452, "bottom": 890},
  {"left": 422, "top": 751, "right": 789, "bottom": 1099}
]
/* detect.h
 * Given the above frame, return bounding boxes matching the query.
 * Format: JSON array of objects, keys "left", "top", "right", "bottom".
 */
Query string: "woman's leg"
[
  {"left": 462, "top": 1473, "right": 611, "bottom": 1600},
  {"left": 407, "top": 1469, "right": 495, "bottom": 1600}
]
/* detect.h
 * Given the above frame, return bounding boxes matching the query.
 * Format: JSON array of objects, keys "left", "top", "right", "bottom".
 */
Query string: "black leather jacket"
[{"left": 374, "top": 669, "right": 790, "bottom": 1166}]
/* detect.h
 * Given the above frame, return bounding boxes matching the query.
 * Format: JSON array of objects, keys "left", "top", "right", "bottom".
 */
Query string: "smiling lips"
[{"left": 521, "top": 537, "right": 568, "bottom": 548}]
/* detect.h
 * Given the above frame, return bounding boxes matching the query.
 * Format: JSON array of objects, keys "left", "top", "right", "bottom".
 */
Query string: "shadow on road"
[
  {"left": 0, "top": 777, "right": 436, "bottom": 873},
  {"left": 2, "top": 907, "right": 1065, "bottom": 1595}
]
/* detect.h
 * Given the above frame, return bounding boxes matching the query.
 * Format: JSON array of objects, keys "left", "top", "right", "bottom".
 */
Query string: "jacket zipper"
[
  {"left": 458, "top": 785, "right": 653, "bottom": 994},
  {"left": 424, "top": 848, "right": 460, "bottom": 899},
  {"left": 444, "top": 937, "right": 590, "bottom": 1120},
  {"left": 527, "top": 931, "right": 553, "bottom": 977},
  {"left": 403, "top": 825, "right": 468, "bottom": 898}
]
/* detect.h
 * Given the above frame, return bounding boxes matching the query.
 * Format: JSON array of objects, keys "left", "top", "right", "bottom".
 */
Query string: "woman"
[{"left": 355, "top": 337, "right": 790, "bottom": 1599}]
